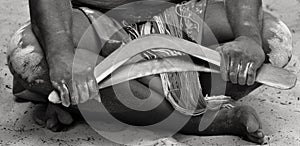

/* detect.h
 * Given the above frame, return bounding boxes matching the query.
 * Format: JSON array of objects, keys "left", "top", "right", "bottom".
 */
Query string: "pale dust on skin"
[
  {"left": 9, "top": 26, "right": 44, "bottom": 83},
  {"left": 1, "top": 0, "right": 300, "bottom": 145},
  {"left": 267, "top": 20, "right": 293, "bottom": 67}
]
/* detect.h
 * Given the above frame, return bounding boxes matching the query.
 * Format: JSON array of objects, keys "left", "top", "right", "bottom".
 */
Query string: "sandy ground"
[{"left": 0, "top": 0, "right": 300, "bottom": 145}]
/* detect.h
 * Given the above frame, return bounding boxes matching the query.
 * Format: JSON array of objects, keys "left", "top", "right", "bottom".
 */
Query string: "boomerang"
[{"left": 95, "top": 34, "right": 297, "bottom": 90}]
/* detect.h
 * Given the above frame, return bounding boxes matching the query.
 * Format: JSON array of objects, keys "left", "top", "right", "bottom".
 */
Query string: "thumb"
[{"left": 48, "top": 91, "right": 61, "bottom": 104}]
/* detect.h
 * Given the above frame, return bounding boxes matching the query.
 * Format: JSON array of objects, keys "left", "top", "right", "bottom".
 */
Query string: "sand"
[{"left": 0, "top": 0, "right": 299, "bottom": 145}]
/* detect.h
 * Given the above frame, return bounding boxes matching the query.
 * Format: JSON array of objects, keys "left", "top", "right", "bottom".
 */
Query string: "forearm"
[
  {"left": 29, "top": 0, "right": 74, "bottom": 65},
  {"left": 225, "top": 0, "right": 263, "bottom": 45}
]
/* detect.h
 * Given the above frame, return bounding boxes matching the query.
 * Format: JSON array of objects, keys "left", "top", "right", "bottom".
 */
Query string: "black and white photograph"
[{"left": 0, "top": 0, "right": 299, "bottom": 145}]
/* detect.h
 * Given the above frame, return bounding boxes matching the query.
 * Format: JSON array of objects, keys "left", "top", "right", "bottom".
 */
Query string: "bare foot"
[
  {"left": 217, "top": 105, "right": 265, "bottom": 144},
  {"left": 33, "top": 103, "right": 74, "bottom": 132},
  {"left": 184, "top": 105, "right": 265, "bottom": 144}
]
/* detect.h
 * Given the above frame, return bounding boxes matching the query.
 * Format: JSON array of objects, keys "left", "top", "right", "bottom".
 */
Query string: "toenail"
[{"left": 257, "top": 131, "right": 263, "bottom": 138}]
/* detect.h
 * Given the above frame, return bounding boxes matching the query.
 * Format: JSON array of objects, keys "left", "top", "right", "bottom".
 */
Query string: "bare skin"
[
  {"left": 219, "top": 0, "right": 265, "bottom": 86},
  {"left": 27, "top": 0, "right": 266, "bottom": 144}
]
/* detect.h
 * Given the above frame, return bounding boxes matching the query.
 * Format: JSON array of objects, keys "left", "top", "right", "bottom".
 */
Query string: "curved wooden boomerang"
[
  {"left": 99, "top": 56, "right": 220, "bottom": 89},
  {"left": 95, "top": 34, "right": 297, "bottom": 90}
]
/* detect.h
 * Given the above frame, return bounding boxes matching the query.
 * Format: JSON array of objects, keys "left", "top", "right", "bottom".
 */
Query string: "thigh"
[{"left": 8, "top": 22, "right": 53, "bottom": 97}]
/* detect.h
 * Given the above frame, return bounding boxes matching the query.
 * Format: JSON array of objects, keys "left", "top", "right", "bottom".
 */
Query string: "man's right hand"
[{"left": 48, "top": 49, "right": 101, "bottom": 107}]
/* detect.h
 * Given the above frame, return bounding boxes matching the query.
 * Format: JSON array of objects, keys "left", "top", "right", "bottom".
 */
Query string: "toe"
[
  {"left": 246, "top": 113, "right": 260, "bottom": 133},
  {"left": 33, "top": 104, "right": 47, "bottom": 126},
  {"left": 34, "top": 103, "right": 73, "bottom": 132},
  {"left": 239, "top": 106, "right": 265, "bottom": 144},
  {"left": 56, "top": 106, "right": 73, "bottom": 125},
  {"left": 246, "top": 133, "right": 265, "bottom": 144},
  {"left": 49, "top": 122, "right": 64, "bottom": 132},
  {"left": 48, "top": 103, "right": 73, "bottom": 125},
  {"left": 45, "top": 103, "right": 71, "bottom": 132},
  {"left": 250, "top": 129, "right": 264, "bottom": 138},
  {"left": 45, "top": 114, "right": 65, "bottom": 132},
  {"left": 247, "top": 129, "right": 265, "bottom": 144},
  {"left": 46, "top": 116, "right": 58, "bottom": 130}
]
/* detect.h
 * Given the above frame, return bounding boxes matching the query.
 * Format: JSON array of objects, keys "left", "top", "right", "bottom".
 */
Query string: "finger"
[
  {"left": 217, "top": 46, "right": 229, "bottom": 81},
  {"left": 238, "top": 62, "right": 249, "bottom": 85},
  {"left": 220, "top": 51, "right": 230, "bottom": 81},
  {"left": 58, "top": 84, "right": 70, "bottom": 107},
  {"left": 70, "top": 81, "right": 79, "bottom": 105},
  {"left": 247, "top": 62, "right": 257, "bottom": 86},
  {"left": 77, "top": 81, "right": 90, "bottom": 103},
  {"left": 87, "top": 75, "right": 99, "bottom": 98},
  {"left": 229, "top": 59, "right": 240, "bottom": 84},
  {"left": 57, "top": 85, "right": 64, "bottom": 104},
  {"left": 63, "top": 83, "right": 71, "bottom": 107}
]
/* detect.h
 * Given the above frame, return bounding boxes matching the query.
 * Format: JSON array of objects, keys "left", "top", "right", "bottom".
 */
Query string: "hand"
[
  {"left": 48, "top": 49, "right": 100, "bottom": 107},
  {"left": 217, "top": 36, "right": 265, "bottom": 86}
]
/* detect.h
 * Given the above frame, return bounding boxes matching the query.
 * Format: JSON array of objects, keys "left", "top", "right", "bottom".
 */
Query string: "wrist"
[
  {"left": 45, "top": 37, "right": 75, "bottom": 64},
  {"left": 47, "top": 50, "right": 74, "bottom": 68},
  {"left": 236, "top": 35, "right": 262, "bottom": 46}
]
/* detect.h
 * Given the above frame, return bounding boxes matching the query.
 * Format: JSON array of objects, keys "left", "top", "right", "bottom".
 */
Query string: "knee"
[
  {"left": 8, "top": 23, "right": 47, "bottom": 83},
  {"left": 263, "top": 12, "right": 293, "bottom": 68}
]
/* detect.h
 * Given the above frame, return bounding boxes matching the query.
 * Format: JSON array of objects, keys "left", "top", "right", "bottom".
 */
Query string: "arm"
[
  {"left": 218, "top": 0, "right": 265, "bottom": 86},
  {"left": 29, "top": 0, "right": 74, "bottom": 60},
  {"left": 29, "top": 0, "right": 99, "bottom": 106},
  {"left": 226, "top": 0, "right": 263, "bottom": 45}
]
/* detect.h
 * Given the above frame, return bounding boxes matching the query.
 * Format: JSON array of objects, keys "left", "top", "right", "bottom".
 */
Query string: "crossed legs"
[{"left": 7, "top": 0, "right": 292, "bottom": 144}]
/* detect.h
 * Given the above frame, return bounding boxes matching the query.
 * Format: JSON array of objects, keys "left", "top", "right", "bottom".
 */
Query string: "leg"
[
  {"left": 8, "top": 9, "right": 264, "bottom": 143},
  {"left": 8, "top": 3, "right": 290, "bottom": 144},
  {"left": 88, "top": 81, "right": 266, "bottom": 144}
]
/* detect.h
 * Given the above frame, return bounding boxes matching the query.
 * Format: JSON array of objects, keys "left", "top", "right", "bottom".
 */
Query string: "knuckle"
[{"left": 233, "top": 50, "right": 243, "bottom": 56}]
